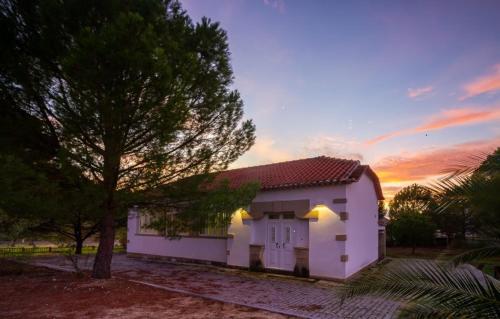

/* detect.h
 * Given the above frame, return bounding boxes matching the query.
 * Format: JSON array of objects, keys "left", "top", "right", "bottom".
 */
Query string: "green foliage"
[
  {"left": 341, "top": 259, "right": 500, "bottom": 318},
  {"left": 1, "top": 0, "right": 256, "bottom": 276},
  {"left": 1, "top": 0, "right": 255, "bottom": 191},
  {"left": 390, "top": 184, "right": 437, "bottom": 219},
  {"left": 249, "top": 259, "right": 263, "bottom": 272},
  {"left": 143, "top": 179, "right": 259, "bottom": 237},
  {"left": 431, "top": 147, "right": 500, "bottom": 238},
  {"left": 388, "top": 208, "right": 436, "bottom": 248},
  {"left": 0, "top": 155, "right": 58, "bottom": 219},
  {"left": 389, "top": 185, "right": 437, "bottom": 249},
  {"left": 378, "top": 200, "right": 387, "bottom": 219},
  {"left": 450, "top": 242, "right": 500, "bottom": 267},
  {"left": 0, "top": 209, "right": 37, "bottom": 243},
  {"left": 0, "top": 104, "right": 104, "bottom": 249}
]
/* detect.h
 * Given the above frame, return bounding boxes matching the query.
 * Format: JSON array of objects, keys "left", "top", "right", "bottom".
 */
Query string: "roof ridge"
[{"left": 224, "top": 155, "right": 360, "bottom": 173}]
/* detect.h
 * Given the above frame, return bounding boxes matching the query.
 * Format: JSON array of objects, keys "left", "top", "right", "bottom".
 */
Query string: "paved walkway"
[{"left": 30, "top": 254, "right": 399, "bottom": 319}]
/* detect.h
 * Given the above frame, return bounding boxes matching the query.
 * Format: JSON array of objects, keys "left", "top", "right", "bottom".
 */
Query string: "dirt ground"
[{"left": 0, "top": 260, "right": 291, "bottom": 319}]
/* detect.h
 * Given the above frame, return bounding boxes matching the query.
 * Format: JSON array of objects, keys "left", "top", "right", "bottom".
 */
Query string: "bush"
[
  {"left": 293, "top": 264, "right": 310, "bottom": 278},
  {"left": 249, "top": 259, "right": 263, "bottom": 272}
]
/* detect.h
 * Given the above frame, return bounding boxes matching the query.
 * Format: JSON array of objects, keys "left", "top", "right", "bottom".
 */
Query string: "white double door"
[{"left": 266, "top": 215, "right": 295, "bottom": 271}]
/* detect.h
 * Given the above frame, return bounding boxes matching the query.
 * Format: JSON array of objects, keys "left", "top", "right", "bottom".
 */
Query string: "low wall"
[
  {"left": 127, "top": 210, "right": 227, "bottom": 263},
  {"left": 127, "top": 234, "right": 228, "bottom": 263}
]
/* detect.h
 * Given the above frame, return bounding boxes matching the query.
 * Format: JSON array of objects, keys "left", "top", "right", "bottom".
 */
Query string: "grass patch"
[
  {"left": 0, "top": 246, "right": 125, "bottom": 257},
  {"left": 387, "top": 246, "right": 467, "bottom": 260}
]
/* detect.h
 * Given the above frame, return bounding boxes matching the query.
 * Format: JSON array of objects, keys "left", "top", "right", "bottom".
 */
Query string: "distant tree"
[
  {"left": 388, "top": 184, "right": 437, "bottom": 252},
  {"left": 389, "top": 184, "right": 437, "bottom": 219},
  {"left": 387, "top": 208, "right": 436, "bottom": 254},
  {"left": 0, "top": 99, "right": 106, "bottom": 253},
  {"left": 1, "top": 0, "right": 256, "bottom": 278},
  {"left": 378, "top": 200, "right": 387, "bottom": 219},
  {"left": 433, "top": 199, "right": 474, "bottom": 241}
]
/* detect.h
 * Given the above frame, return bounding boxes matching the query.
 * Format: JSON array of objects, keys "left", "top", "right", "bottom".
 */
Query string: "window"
[
  {"left": 166, "top": 212, "right": 228, "bottom": 238},
  {"left": 199, "top": 224, "right": 228, "bottom": 237},
  {"left": 285, "top": 226, "right": 291, "bottom": 243},
  {"left": 199, "top": 212, "right": 229, "bottom": 237},
  {"left": 138, "top": 212, "right": 161, "bottom": 235},
  {"left": 139, "top": 209, "right": 229, "bottom": 238}
]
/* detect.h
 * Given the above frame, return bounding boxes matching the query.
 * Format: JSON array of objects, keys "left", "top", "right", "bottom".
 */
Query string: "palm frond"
[
  {"left": 429, "top": 173, "right": 488, "bottom": 214},
  {"left": 450, "top": 244, "right": 500, "bottom": 267},
  {"left": 398, "top": 303, "right": 455, "bottom": 319},
  {"left": 439, "top": 152, "right": 490, "bottom": 177},
  {"left": 341, "top": 260, "right": 500, "bottom": 318}
]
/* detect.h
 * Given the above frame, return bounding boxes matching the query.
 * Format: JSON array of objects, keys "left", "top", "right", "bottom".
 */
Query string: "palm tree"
[
  {"left": 340, "top": 259, "right": 500, "bottom": 318},
  {"left": 341, "top": 148, "right": 500, "bottom": 318}
]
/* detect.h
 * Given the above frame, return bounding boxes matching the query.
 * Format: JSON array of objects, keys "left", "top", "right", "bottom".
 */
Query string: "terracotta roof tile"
[{"left": 214, "top": 156, "right": 383, "bottom": 199}]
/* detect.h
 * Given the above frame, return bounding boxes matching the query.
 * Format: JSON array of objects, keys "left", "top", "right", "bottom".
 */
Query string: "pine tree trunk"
[
  {"left": 75, "top": 239, "right": 83, "bottom": 255},
  {"left": 74, "top": 214, "right": 83, "bottom": 255},
  {"left": 92, "top": 132, "right": 120, "bottom": 279},
  {"left": 92, "top": 159, "right": 118, "bottom": 279},
  {"left": 92, "top": 210, "right": 115, "bottom": 278}
]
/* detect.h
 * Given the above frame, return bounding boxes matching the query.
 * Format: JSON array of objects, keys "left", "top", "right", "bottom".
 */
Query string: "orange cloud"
[
  {"left": 461, "top": 64, "right": 500, "bottom": 100},
  {"left": 366, "top": 106, "right": 500, "bottom": 145},
  {"left": 366, "top": 131, "right": 404, "bottom": 145},
  {"left": 414, "top": 107, "right": 500, "bottom": 132},
  {"left": 408, "top": 86, "right": 433, "bottom": 99},
  {"left": 373, "top": 137, "right": 500, "bottom": 198}
]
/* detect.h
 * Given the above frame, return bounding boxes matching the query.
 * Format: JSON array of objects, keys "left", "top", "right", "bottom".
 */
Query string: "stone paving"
[{"left": 30, "top": 254, "right": 400, "bottom": 319}]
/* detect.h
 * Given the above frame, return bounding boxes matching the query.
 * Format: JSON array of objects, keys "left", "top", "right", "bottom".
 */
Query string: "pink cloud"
[
  {"left": 414, "top": 107, "right": 500, "bottom": 131},
  {"left": 408, "top": 86, "right": 433, "bottom": 99},
  {"left": 365, "top": 131, "right": 405, "bottom": 146},
  {"left": 374, "top": 137, "right": 500, "bottom": 198},
  {"left": 461, "top": 64, "right": 500, "bottom": 100},
  {"left": 366, "top": 106, "right": 500, "bottom": 145}
]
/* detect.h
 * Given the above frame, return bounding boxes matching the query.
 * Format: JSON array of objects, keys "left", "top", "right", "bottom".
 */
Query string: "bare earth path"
[
  {"left": 0, "top": 259, "right": 288, "bottom": 319},
  {"left": 30, "top": 254, "right": 399, "bottom": 319}
]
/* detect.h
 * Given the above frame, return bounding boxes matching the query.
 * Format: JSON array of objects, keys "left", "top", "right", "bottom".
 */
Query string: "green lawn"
[
  {"left": 387, "top": 246, "right": 466, "bottom": 260},
  {"left": 0, "top": 246, "right": 125, "bottom": 257}
]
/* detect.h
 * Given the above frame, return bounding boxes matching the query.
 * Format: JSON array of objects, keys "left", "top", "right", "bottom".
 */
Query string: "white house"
[{"left": 127, "top": 156, "right": 384, "bottom": 280}]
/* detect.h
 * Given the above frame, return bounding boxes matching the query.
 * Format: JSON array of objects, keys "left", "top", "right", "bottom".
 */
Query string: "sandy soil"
[{"left": 0, "top": 260, "right": 291, "bottom": 319}]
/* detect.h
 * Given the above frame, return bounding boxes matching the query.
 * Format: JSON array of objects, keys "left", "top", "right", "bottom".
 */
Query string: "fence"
[{"left": 0, "top": 246, "right": 124, "bottom": 256}]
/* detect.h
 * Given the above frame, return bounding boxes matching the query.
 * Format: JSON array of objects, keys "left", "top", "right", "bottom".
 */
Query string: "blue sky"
[{"left": 181, "top": 0, "right": 500, "bottom": 198}]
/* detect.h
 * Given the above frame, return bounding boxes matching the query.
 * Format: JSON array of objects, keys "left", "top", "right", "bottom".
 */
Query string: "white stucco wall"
[
  {"left": 127, "top": 208, "right": 227, "bottom": 263},
  {"left": 345, "top": 172, "right": 379, "bottom": 277},
  {"left": 245, "top": 185, "right": 348, "bottom": 279},
  {"left": 127, "top": 176, "right": 380, "bottom": 280},
  {"left": 226, "top": 209, "right": 252, "bottom": 267}
]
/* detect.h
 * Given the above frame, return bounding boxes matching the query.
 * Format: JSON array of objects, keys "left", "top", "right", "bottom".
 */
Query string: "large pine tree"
[{"left": 0, "top": 0, "right": 256, "bottom": 278}]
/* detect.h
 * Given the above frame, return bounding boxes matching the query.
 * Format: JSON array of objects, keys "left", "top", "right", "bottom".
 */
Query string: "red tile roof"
[{"left": 215, "top": 156, "right": 384, "bottom": 199}]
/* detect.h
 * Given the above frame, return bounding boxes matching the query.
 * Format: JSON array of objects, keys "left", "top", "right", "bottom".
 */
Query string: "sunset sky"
[{"left": 182, "top": 0, "right": 500, "bottom": 200}]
